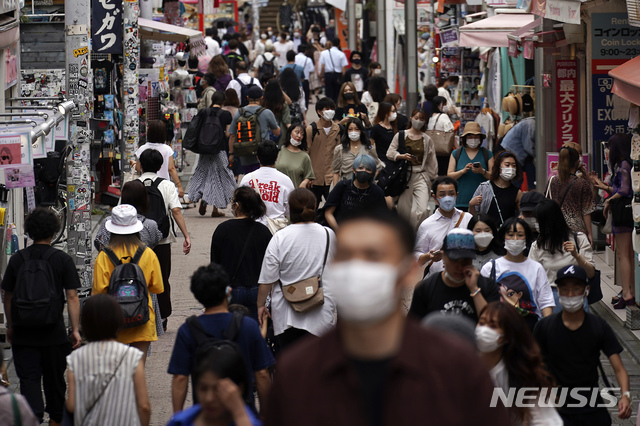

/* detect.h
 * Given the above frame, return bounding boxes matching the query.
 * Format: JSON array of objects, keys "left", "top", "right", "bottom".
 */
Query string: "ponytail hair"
[
  {"left": 557, "top": 142, "right": 581, "bottom": 183},
  {"left": 289, "top": 188, "right": 317, "bottom": 223}
]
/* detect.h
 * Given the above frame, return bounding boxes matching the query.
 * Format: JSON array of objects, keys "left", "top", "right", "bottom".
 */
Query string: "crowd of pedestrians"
[{"left": 2, "top": 32, "right": 638, "bottom": 426}]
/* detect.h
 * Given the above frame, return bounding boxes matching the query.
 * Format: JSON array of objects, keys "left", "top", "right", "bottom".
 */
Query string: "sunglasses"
[{"left": 1, "top": 156, "right": 10, "bottom": 161}]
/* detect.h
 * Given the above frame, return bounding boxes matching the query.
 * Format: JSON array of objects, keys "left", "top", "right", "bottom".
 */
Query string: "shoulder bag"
[
  {"left": 423, "top": 213, "right": 466, "bottom": 278},
  {"left": 425, "top": 114, "right": 455, "bottom": 156},
  {"left": 251, "top": 174, "right": 289, "bottom": 234},
  {"left": 376, "top": 130, "right": 412, "bottom": 197},
  {"left": 280, "top": 228, "right": 330, "bottom": 313}
]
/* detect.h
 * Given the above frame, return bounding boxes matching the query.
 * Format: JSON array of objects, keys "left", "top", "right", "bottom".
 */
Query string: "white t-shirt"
[
  {"left": 319, "top": 47, "right": 349, "bottom": 73},
  {"left": 136, "top": 143, "right": 174, "bottom": 181},
  {"left": 137, "top": 172, "right": 182, "bottom": 245},
  {"left": 273, "top": 41, "right": 294, "bottom": 68},
  {"left": 480, "top": 257, "right": 555, "bottom": 317},
  {"left": 414, "top": 208, "right": 472, "bottom": 277},
  {"left": 258, "top": 223, "right": 336, "bottom": 336},
  {"left": 205, "top": 36, "right": 221, "bottom": 57},
  {"left": 295, "top": 53, "right": 315, "bottom": 80},
  {"left": 428, "top": 113, "right": 455, "bottom": 132},
  {"left": 239, "top": 167, "right": 295, "bottom": 226},
  {"left": 529, "top": 232, "right": 594, "bottom": 287}
]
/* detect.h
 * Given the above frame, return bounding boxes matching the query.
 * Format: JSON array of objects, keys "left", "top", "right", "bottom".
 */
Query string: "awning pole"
[
  {"left": 405, "top": 0, "right": 418, "bottom": 111},
  {"left": 535, "top": 22, "right": 545, "bottom": 192}
]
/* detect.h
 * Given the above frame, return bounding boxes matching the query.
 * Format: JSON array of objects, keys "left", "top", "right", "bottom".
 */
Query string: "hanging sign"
[
  {"left": 0, "top": 132, "right": 32, "bottom": 168},
  {"left": 92, "top": 0, "right": 123, "bottom": 53},
  {"left": 5, "top": 165, "right": 36, "bottom": 189},
  {"left": 555, "top": 60, "right": 579, "bottom": 148}
]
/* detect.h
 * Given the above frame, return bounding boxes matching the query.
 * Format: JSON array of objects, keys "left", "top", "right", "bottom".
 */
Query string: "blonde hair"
[
  {"left": 337, "top": 82, "right": 361, "bottom": 108},
  {"left": 558, "top": 142, "right": 583, "bottom": 183}
]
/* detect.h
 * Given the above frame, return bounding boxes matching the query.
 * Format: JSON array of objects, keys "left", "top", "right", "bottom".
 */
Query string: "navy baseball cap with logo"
[
  {"left": 442, "top": 229, "right": 476, "bottom": 260},
  {"left": 555, "top": 264, "right": 588, "bottom": 284}
]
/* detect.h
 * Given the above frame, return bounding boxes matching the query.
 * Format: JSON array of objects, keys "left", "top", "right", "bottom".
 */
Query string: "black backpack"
[
  {"left": 377, "top": 130, "right": 412, "bottom": 197},
  {"left": 236, "top": 77, "right": 258, "bottom": 107},
  {"left": 194, "top": 108, "right": 225, "bottom": 155},
  {"left": 103, "top": 246, "right": 150, "bottom": 329},
  {"left": 11, "top": 247, "right": 61, "bottom": 327},
  {"left": 289, "top": 102, "right": 303, "bottom": 124},
  {"left": 257, "top": 54, "right": 276, "bottom": 80},
  {"left": 186, "top": 311, "right": 251, "bottom": 403},
  {"left": 142, "top": 178, "right": 170, "bottom": 239},
  {"left": 225, "top": 52, "right": 243, "bottom": 75}
]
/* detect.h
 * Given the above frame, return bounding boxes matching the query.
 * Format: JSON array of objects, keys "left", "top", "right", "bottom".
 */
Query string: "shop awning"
[
  {"left": 609, "top": 56, "right": 640, "bottom": 105},
  {"left": 459, "top": 14, "right": 536, "bottom": 48},
  {"left": 139, "top": 18, "right": 205, "bottom": 55}
]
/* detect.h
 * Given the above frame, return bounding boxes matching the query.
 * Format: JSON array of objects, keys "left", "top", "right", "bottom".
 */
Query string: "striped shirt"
[{"left": 67, "top": 341, "right": 143, "bottom": 426}]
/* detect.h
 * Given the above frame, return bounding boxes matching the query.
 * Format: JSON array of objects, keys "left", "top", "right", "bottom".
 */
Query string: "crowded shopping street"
[{"left": 5, "top": 0, "right": 640, "bottom": 424}]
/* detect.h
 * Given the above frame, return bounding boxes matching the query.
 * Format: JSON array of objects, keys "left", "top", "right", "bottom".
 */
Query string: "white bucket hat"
[{"left": 105, "top": 204, "right": 143, "bottom": 235}]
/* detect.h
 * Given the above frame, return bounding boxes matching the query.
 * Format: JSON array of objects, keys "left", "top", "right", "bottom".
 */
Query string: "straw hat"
[
  {"left": 502, "top": 94, "right": 517, "bottom": 116},
  {"left": 460, "top": 122, "right": 486, "bottom": 139},
  {"left": 105, "top": 204, "right": 143, "bottom": 235}
]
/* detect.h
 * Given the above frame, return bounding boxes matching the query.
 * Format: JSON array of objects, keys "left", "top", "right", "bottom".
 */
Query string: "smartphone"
[{"left": 473, "top": 162, "right": 481, "bottom": 168}]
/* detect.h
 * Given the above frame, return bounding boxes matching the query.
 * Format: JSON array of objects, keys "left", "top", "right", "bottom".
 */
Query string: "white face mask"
[
  {"left": 261, "top": 34, "right": 267, "bottom": 40},
  {"left": 290, "top": 137, "right": 301, "bottom": 147},
  {"left": 474, "top": 232, "right": 494, "bottom": 249},
  {"left": 444, "top": 271, "right": 465, "bottom": 284},
  {"left": 466, "top": 138, "right": 481, "bottom": 149},
  {"left": 324, "top": 260, "right": 399, "bottom": 324},
  {"left": 323, "top": 110, "right": 335, "bottom": 121},
  {"left": 389, "top": 112, "right": 397, "bottom": 122},
  {"left": 558, "top": 291, "right": 588, "bottom": 313},
  {"left": 500, "top": 167, "right": 516, "bottom": 181},
  {"left": 412, "top": 119, "right": 425, "bottom": 130},
  {"left": 475, "top": 325, "right": 503, "bottom": 353},
  {"left": 348, "top": 131, "right": 360, "bottom": 141},
  {"left": 374, "top": 69, "right": 382, "bottom": 75},
  {"left": 504, "top": 239, "right": 526, "bottom": 256},
  {"left": 523, "top": 217, "right": 539, "bottom": 232}
]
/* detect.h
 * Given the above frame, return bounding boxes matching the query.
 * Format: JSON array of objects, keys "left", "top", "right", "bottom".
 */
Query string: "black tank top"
[{"left": 487, "top": 181, "right": 519, "bottom": 226}]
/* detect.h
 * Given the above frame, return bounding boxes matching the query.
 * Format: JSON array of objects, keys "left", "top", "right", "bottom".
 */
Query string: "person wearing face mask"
[
  {"left": 480, "top": 218, "right": 555, "bottom": 331},
  {"left": 370, "top": 101, "right": 398, "bottom": 168},
  {"left": 447, "top": 122, "right": 494, "bottom": 211},
  {"left": 275, "top": 124, "right": 315, "bottom": 188},
  {"left": 335, "top": 82, "right": 370, "bottom": 126},
  {"left": 477, "top": 302, "right": 562, "bottom": 426},
  {"left": 437, "top": 75, "right": 461, "bottom": 117},
  {"left": 306, "top": 97, "right": 342, "bottom": 205},
  {"left": 414, "top": 177, "right": 473, "bottom": 278},
  {"left": 387, "top": 108, "right": 439, "bottom": 229},
  {"left": 518, "top": 191, "right": 544, "bottom": 239},
  {"left": 257, "top": 188, "right": 337, "bottom": 349},
  {"left": 265, "top": 209, "right": 511, "bottom": 426},
  {"left": 384, "top": 93, "right": 409, "bottom": 131},
  {"left": 361, "top": 75, "right": 390, "bottom": 123},
  {"left": 467, "top": 214, "right": 505, "bottom": 271},
  {"left": 427, "top": 95, "right": 455, "bottom": 176},
  {"left": 470, "top": 151, "right": 523, "bottom": 227},
  {"left": 410, "top": 228, "right": 500, "bottom": 323},
  {"left": 534, "top": 265, "right": 632, "bottom": 425},
  {"left": 528, "top": 199, "right": 596, "bottom": 313},
  {"left": 319, "top": 38, "right": 349, "bottom": 103},
  {"left": 168, "top": 262, "right": 274, "bottom": 415},
  {"left": 546, "top": 142, "right": 596, "bottom": 245},
  {"left": 342, "top": 51, "right": 369, "bottom": 98},
  {"left": 332, "top": 118, "right": 382, "bottom": 186},
  {"left": 324, "top": 155, "right": 387, "bottom": 230},
  {"left": 273, "top": 32, "right": 294, "bottom": 69}
]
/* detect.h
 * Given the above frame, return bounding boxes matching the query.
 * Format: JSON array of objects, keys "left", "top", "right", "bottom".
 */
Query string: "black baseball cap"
[
  {"left": 555, "top": 265, "right": 588, "bottom": 285},
  {"left": 520, "top": 191, "right": 545, "bottom": 212}
]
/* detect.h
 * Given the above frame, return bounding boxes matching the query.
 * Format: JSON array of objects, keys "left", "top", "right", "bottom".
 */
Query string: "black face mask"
[
  {"left": 344, "top": 93, "right": 355, "bottom": 100},
  {"left": 355, "top": 171, "right": 372, "bottom": 183},
  {"left": 352, "top": 58, "right": 361, "bottom": 64}
]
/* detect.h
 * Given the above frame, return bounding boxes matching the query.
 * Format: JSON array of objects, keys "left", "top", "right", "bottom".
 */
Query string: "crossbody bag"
[
  {"left": 280, "top": 228, "right": 330, "bottom": 313},
  {"left": 251, "top": 174, "right": 289, "bottom": 234},
  {"left": 423, "top": 213, "right": 466, "bottom": 277}
]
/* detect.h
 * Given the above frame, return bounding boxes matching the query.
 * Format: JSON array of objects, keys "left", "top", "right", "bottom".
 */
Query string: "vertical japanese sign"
[
  {"left": 92, "top": 0, "right": 123, "bottom": 54},
  {"left": 555, "top": 60, "right": 578, "bottom": 148},
  {"left": 591, "top": 13, "right": 636, "bottom": 147}
]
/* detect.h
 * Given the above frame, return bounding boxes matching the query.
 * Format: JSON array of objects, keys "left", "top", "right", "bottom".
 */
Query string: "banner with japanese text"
[
  {"left": 555, "top": 60, "right": 578, "bottom": 148},
  {"left": 92, "top": 0, "right": 123, "bottom": 54}
]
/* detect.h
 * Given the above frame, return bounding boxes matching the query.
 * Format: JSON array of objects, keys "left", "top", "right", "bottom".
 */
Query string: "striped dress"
[
  {"left": 66, "top": 341, "right": 143, "bottom": 426},
  {"left": 187, "top": 151, "right": 237, "bottom": 208}
]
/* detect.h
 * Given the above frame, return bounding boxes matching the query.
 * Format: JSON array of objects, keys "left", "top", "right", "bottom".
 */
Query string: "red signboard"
[{"left": 555, "top": 59, "right": 579, "bottom": 148}]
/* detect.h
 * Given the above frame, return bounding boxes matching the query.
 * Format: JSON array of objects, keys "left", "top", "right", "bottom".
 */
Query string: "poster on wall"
[
  {"left": 0, "top": 132, "right": 32, "bottom": 168},
  {"left": 92, "top": 0, "right": 124, "bottom": 53},
  {"left": 547, "top": 153, "right": 589, "bottom": 178},
  {"left": 591, "top": 13, "right": 636, "bottom": 149},
  {"left": 555, "top": 59, "right": 578, "bottom": 149},
  {"left": 5, "top": 42, "right": 18, "bottom": 90},
  {"left": 4, "top": 165, "right": 36, "bottom": 189}
]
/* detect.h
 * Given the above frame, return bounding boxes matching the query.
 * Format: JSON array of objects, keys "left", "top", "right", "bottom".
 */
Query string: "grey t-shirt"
[{"left": 229, "top": 105, "right": 279, "bottom": 140}]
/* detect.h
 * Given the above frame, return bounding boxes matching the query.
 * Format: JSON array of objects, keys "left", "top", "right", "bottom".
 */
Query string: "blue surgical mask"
[
  {"left": 438, "top": 196, "right": 456, "bottom": 212},
  {"left": 226, "top": 286, "right": 232, "bottom": 304}
]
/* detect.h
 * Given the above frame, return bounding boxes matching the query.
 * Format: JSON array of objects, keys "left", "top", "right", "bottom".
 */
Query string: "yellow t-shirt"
[{"left": 92, "top": 245, "right": 164, "bottom": 344}]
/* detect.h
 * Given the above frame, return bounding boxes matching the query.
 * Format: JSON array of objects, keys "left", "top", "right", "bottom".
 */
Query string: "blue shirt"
[
  {"left": 167, "top": 313, "right": 275, "bottom": 387},
  {"left": 500, "top": 117, "right": 535, "bottom": 165},
  {"left": 167, "top": 404, "right": 262, "bottom": 426},
  {"left": 280, "top": 63, "right": 305, "bottom": 84}
]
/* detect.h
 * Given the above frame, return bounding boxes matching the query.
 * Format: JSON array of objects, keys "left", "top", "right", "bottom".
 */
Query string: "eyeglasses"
[{"left": 1, "top": 156, "right": 10, "bottom": 161}]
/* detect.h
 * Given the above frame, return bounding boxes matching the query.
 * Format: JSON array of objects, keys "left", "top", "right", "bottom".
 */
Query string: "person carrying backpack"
[
  {"left": 227, "top": 61, "right": 263, "bottom": 107},
  {"left": 1, "top": 207, "right": 81, "bottom": 426},
  {"left": 253, "top": 43, "right": 277, "bottom": 80},
  {"left": 228, "top": 86, "right": 281, "bottom": 175},
  {"left": 446, "top": 122, "right": 494, "bottom": 210},
  {"left": 187, "top": 90, "right": 237, "bottom": 217},
  {"left": 168, "top": 263, "right": 275, "bottom": 414},
  {"left": 92, "top": 204, "right": 164, "bottom": 365},
  {"left": 224, "top": 39, "right": 245, "bottom": 73},
  {"left": 138, "top": 149, "right": 191, "bottom": 331}
]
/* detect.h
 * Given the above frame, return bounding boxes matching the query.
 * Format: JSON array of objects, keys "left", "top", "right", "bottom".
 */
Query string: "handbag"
[
  {"left": 573, "top": 233, "right": 603, "bottom": 304},
  {"left": 376, "top": 130, "right": 412, "bottom": 197},
  {"left": 601, "top": 214, "right": 613, "bottom": 234},
  {"left": 425, "top": 114, "right": 455, "bottom": 156},
  {"left": 280, "top": 229, "right": 330, "bottom": 313},
  {"left": 610, "top": 196, "right": 634, "bottom": 228},
  {"left": 250, "top": 174, "right": 289, "bottom": 234}
]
